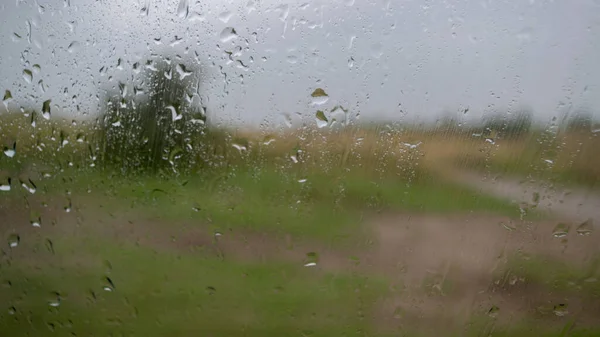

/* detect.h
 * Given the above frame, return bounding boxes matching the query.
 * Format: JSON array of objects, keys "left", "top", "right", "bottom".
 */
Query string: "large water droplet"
[
  {"left": 103, "top": 277, "right": 115, "bottom": 292},
  {"left": 311, "top": 88, "right": 329, "bottom": 105},
  {"left": 176, "top": 64, "right": 193, "bottom": 79},
  {"left": 232, "top": 143, "right": 247, "bottom": 153},
  {"left": 177, "top": 0, "right": 189, "bottom": 19},
  {"left": 3, "top": 90, "right": 13, "bottom": 108},
  {"left": 219, "top": 27, "right": 238, "bottom": 43},
  {"left": 165, "top": 105, "right": 182, "bottom": 121},
  {"left": 576, "top": 219, "right": 593, "bottom": 236},
  {"left": 48, "top": 292, "right": 61, "bottom": 307},
  {"left": 304, "top": 252, "right": 319, "bottom": 267},
  {"left": 7, "top": 234, "right": 20, "bottom": 248},
  {"left": 0, "top": 178, "right": 11, "bottom": 192},
  {"left": 31, "top": 217, "right": 41, "bottom": 228},
  {"left": 219, "top": 10, "right": 234, "bottom": 23},
  {"left": 21, "top": 179, "right": 37, "bottom": 194},
  {"left": 23, "top": 69, "right": 33, "bottom": 83},
  {"left": 4, "top": 143, "right": 16, "bottom": 158},
  {"left": 42, "top": 99, "right": 51, "bottom": 119},
  {"left": 552, "top": 223, "right": 570, "bottom": 238},
  {"left": 315, "top": 110, "right": 328, "bottom": 128},
  {"left": 553, "top": 303, "right": 568, "bottom": 316},
  {"left": 67, "top": 41, "right": 80, "bottom": 53}
]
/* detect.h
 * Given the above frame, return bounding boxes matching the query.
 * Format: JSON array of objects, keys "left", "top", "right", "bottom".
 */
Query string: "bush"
[{"left": 96, "top": 56, "right": 207, "bottom": 174}]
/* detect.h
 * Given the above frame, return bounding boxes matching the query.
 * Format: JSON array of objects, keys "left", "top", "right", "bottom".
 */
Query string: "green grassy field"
[{"left": 1, "top": 113, "right": 599, "bottom": 336}]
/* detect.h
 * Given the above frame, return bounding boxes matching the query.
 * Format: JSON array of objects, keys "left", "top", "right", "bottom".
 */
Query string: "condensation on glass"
[{"left": 0, "top": 0, "right": 599, "bottom": 336}]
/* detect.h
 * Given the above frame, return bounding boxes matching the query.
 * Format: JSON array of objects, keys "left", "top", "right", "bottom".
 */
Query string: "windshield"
[{"left": 1, "top": 1, "right": 599, "bottom": 336}]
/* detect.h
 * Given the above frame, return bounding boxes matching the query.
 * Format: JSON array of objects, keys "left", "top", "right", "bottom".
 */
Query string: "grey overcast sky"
[{"left": 1, "top": 0, "right": 599, "bottom": 127}]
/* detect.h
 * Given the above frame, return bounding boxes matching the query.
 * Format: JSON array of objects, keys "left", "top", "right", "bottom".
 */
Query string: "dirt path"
[{"left": 446, "top": 169, "right": 600, "bottom": 223}]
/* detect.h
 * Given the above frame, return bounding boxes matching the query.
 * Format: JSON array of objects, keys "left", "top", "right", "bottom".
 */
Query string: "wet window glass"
[{"left": 1, "top": 0, "right": 599, "bottom": 336}]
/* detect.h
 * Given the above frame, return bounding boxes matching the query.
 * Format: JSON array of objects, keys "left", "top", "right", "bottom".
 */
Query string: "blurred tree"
[
  {"left": 97, "top": 55, "right": 207, "bottom": 174},
  {"left": 482, "top": 107, "right": 532, "bottom": 139},
  {"left": 564, "top": 108, "right": 593, "bottom": 132}
]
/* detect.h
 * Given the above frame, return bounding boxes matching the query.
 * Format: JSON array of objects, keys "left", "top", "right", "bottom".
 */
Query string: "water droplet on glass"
[
  {"left": 3, "top": 90, "right": 13, "bottom": 108},
  {"left": 67, "top": 41, "right": 80, "bottom": 53},
  {"left": 219, "top": 27, "right": 238, "bottom": 43},
  {"left": 31, "top": 217, "right": 41, "bottom": 228},
  {"left": 177, "top": 0, "right": 189, "bottom": 18},
  {"left": 219, "top": 11, "right": 234, "bottom": 23},
  {"left": 553, "top": 303, "right": 568, "bottom": 316},
  {"left": 0, "top": 178, "right": 11, "bottom": 192},
  {"left": 298, "top": 178, "right": 307, "bottom": 183},
  {"left": 315, "top": 110, "right": 328, "bottom": 128},
  {"left": 48, "top": 292, "right": 61, "bottom": 307},
  {"left": 576, "top": 219, "right": 593, "bottom": 236},
  {"left": 263, "top": 136, "right": 275, "bottom": 145},
  {"left": 20, "top": 179, "right": 37, "bottom": 194},
  {"left": 46, "top": 239, "right": 55, "bottom": 254},
  {"left": 165, "top": 106, "right": 182, "bottom": 121},
  {"left": 4, "top": 142, "right": 16, "bottom": 158},
  {"left": 42, "top": 99, "right": 51, "bottom": 120},
  {"left": 23, "top": 69, "right": 33, "bottom": 83},
  {"left": 7, "top": 306, "right": 16, "bottom": 315},
  {"left": 500, "top": 220, "right": 516, "bottom": 231},
  {"left": 176, "top": 64, "right": 192, "bottom": 79},
  {"left": 246, "top": 0, "right": 257, "bottom": 13},
  {"left": 311, "top": 88, "right": 329, "bottom": 106},
  {"left": 488, "top": 305, "right": 500, "bottom": 318},
  {"left": 552, "top": 223, "right": 570, "bottom": 238},
  {"left": 140, "top": 0, "right": 150, "bottom": 16},
  {"left": 304, "top": 252, "right": 318, "bottom": 267},
  {"left": 8, "top": 234, "right": 20, "bottom": 248},
  {"left": 103, "top": 277, "right": 115, "bottom": 292},
  {"left": 232, "top": 143, "right": 247, "bottom": 153}
]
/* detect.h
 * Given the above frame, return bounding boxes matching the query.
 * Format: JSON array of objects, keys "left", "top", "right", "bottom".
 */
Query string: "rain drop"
[
  {"left": 23, "top": 69, "right": 33, "bottom": 83},
  {"left": 3, "top": 90, "right": 13, "bottom": 108},
  {"left": 48, "top": 292, "right": 61, "bottom": 307},
  {"left": 67, "top": 41, "right": 80, "bottom": 53},
  {"left": 42, "top": 99, "right": 51, "bottom": 119},
  {"left": 21, "top": 179, "right": 37, "bottom": 194},
  {"left": 7, "top": 234, "right": 20, "bottom": 248},
  {"left": 315, "top": 110, "right": 328, "bottom": 128},
  {"left": 219, "top": 27, "right": 238, "bottom": 43},
  {"left": 552, "top": 223, "right": 570, "bottom": 238},
  {"left": 4, "top": 142, "right": 16, "bottom": 158},
  {"left": 576, "top": 219, "right": 593, "bottom": 236},
  {"left": 165, "top": 105, "right": 182, "bottom": 121},
  {"left": 0, "top": 178, "right": 11, "bottom": 192},
  {"left": 304, "top": 252, "right": 319, "bottom": 266},
  {"left": 219, "top": 11, "right": 234, "bottom": 23},
  {"left": 176, "top": 64, "right": 192, "bottom": 79},
  {"left": 103, "top": 277, "right": 115, "bottom": 292},
  {"left": 177, "top": 0, "right": 189, "bottom": 18}
]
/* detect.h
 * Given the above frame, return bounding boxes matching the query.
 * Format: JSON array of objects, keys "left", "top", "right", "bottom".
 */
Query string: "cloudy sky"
[{"left": 1, "top": 0, "right": 599, "bottom": 127}]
